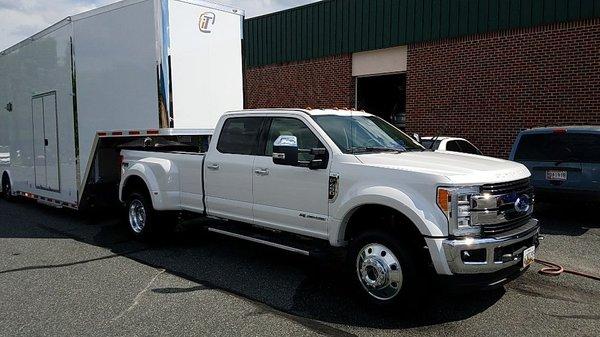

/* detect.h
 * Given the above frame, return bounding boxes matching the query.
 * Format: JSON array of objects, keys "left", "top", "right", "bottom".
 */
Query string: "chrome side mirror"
[{"left": 272, "top": 135, "right": 299, "bottom": 166}]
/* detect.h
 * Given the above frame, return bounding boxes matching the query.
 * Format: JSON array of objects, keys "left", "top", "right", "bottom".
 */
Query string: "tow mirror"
[
  {"left": 307, "top": 148, "right": 328, "bottom": 170},
  {"left": 273, "top": 135, "right": 299, "bottom": 166},
  {"left": 413, "top": 133, "right": 421, "bottom": 143},
  {"left": 273, "top": 136, "right": 329, "bottom": 170}
]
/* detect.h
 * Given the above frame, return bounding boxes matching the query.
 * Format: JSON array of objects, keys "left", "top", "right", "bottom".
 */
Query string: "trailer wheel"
[
  {"left": 2, "top": 173, "right": 14, "bottom": 202},
  {"left": 125, "top": 192, "right": 161, "bottom": 239},
  {"left": 348, "top": 229, "right": 418, "bottom": 307}
]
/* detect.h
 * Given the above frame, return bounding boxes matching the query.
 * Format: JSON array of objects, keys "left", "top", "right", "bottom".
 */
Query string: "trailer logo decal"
[{"left": 199, "top": 12, "right": 216, "bottom": 33}]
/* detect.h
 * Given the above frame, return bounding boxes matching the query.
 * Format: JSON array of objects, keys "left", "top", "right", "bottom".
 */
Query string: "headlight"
[{"left": 437, "top": 186, "right": 481, "bottom": 237}]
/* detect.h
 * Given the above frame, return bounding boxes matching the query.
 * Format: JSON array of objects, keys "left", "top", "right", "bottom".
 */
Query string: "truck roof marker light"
[
  {"left": 112, "top": 131, "right": 123, "bottom": 136},
  {"left": 97, "top": 132, "right": 107, "bottom": 136},
  {"left": 128, "top": 131, "right": 141, "bottom": 135},
  {"left": 147, "top": 130, "right": 159, "bottom": 135},
  {"left": 553, "top": 128, "right": 567, "bottom": 134}
]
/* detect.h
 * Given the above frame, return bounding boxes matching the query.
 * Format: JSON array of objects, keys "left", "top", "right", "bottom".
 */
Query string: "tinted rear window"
[
  {"left": 514, "top": 133, "right": 600, "bottom": 163},
  {"left": 458, "top": 141, "right": 482, "bottom": 155},
  {"left": 446, "top": 141, "right": 461, "bottom": 152},
  {"left": 217, "top": 117, "right": 264, "bottom": 155}
]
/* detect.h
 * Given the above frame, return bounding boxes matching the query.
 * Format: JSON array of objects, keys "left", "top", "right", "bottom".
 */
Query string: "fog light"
[{"left": 461, "top": 249, "right": 486, "bottom": 263}]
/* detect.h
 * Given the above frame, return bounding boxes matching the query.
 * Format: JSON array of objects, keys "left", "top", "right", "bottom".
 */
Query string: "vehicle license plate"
[
  {"left": 523, "top": 246, "right": 535, "bottom": 267},
  {"left": 546, "top": 170, "right": 567, "bottom": 181}
]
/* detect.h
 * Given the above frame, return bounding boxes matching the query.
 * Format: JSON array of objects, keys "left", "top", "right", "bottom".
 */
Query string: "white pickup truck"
[{"left": 119, "top": 109, "right": 540, "bottom": 306}]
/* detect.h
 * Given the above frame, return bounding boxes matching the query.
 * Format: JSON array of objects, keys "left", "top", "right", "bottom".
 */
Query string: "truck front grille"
[
  {"left": 481, "top": 178, "right": 531, "bottom": 195},
  {"left": 481, "top": 217, "right": 531, "bottom": 236},
  {"left": 474, "top": 178, "right": 534, "bottom": 237}
]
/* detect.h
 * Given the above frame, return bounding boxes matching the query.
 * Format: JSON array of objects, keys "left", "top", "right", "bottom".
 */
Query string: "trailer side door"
[{"left": 32, "top": 92, "right": 60, "bottom": 192}]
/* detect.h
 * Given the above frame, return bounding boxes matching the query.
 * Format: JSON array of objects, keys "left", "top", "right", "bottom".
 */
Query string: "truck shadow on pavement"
[{"left": 0, "top": 200, "right": 505, "bottom": 330}]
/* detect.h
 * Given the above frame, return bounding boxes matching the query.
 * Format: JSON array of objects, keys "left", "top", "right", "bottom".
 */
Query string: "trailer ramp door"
[{"left": 32, "top": 92, "right": 60, "bottom": 192}]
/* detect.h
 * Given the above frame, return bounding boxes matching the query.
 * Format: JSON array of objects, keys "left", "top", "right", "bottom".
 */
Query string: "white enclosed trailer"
[{"left": 0, "top": 0, "right": 243, "bottom": 208}]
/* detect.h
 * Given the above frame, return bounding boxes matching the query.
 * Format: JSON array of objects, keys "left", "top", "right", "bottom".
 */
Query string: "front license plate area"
[
  {"left": 546, "top": 170, "right": 567, "bottom": 181},
  {"left": 523, "top": 246, "right": 535, "bottom": 267}
]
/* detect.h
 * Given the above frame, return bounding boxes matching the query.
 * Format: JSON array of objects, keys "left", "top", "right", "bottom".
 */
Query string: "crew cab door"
[
  {"left": 252, "top": 116, "right": 330, "bottom": 238},
  {"left": 203, "top": 117, "right": 266, "bottom": 223}
]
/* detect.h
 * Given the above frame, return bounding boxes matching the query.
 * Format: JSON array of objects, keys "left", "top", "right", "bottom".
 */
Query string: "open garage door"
[{"left": 356, "top": 73, "right": 406, "bottom": 130}]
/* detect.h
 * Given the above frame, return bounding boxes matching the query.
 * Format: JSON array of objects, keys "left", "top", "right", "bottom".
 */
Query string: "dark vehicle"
[{"left": 509, "top": 126, "right": 600, "bottom": 200}]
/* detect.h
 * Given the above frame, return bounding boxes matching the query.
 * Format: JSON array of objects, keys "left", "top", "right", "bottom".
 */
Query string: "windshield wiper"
[{"left": 351, "top": 146, "right": 405, "bottom": 154}]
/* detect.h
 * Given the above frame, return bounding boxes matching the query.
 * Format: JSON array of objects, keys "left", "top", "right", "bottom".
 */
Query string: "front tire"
[{"left": 348, "top": 230, "right": 418, "bottom": 307}]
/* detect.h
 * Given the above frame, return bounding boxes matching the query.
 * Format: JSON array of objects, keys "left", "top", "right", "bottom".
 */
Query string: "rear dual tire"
[{"left": 125, "top": 191, "right": 175, "bottom": 240}]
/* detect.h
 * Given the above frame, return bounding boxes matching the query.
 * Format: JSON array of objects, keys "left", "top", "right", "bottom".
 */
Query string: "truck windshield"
[{"left": 312, "top": 115, "right": 424, "bottom": 154}]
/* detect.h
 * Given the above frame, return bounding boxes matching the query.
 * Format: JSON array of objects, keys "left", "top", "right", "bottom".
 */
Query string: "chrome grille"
[
  {"left": 481, "top": 178, "right": 531, "bottom": 195},
  {"left": 481, "top": 217, "right": 531, "bottom": 236},
  {"left": 473, "top": 178, "right": 534, "bottom": 237}
]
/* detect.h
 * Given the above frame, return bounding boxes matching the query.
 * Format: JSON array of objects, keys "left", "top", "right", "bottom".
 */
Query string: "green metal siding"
[{"left": 244, "top": 0, "right": 600, "bottom": 68}]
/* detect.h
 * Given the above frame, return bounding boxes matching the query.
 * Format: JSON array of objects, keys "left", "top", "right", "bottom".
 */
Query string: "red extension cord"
[{"left": 535, "top": 259, "right": 600, "bottom": 281}]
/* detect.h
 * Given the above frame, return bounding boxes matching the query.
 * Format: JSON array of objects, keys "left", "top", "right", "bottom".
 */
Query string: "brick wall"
[
  {"left": 406, "top": 19, "right": 600, "bottom": 158},
  {"left": 244, "top": 55, "right": 354, "bottom": 110},
  {"left": 244, "top": 19, "right": 600, "bottom": 159}
]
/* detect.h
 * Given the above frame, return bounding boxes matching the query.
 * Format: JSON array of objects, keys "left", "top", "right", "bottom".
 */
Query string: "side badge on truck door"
[
  {"left": 329, "top": 174, "right": 339, "bottom": 201},
  {"left": 199, "top": 12, "right": 216, "bottom": 33}
]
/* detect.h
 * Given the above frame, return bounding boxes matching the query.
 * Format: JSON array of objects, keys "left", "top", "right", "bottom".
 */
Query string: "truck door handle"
[
  {"left": 207, "top": 163, "right": 220, "bottom": 170},
  {"left": 254, "top": 168, "right": 269, "bottom": 176},
  {"left": 44, "top": 139, "right": 48, "bottom": 146}
]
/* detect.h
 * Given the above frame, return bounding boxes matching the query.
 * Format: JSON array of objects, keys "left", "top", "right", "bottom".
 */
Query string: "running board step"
[{"left": 206, "top": 223, "right": 330, "bottom": 257}]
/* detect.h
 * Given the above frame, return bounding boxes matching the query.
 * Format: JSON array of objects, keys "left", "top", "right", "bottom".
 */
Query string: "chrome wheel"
[
  {"left": 128, "top": 199, "right": 146, "bottom": 234},
  {"left": 356, "top": 243, "right": 403, "bottom": 301}
]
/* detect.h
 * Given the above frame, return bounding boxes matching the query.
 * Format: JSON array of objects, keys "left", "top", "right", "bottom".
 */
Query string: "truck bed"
[{"left": 120, "top": 149, "right": 206, "bottom": 213}]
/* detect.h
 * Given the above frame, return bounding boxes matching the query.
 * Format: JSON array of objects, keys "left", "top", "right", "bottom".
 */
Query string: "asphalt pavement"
[{"left": 0, "top": 198, "right": 598, "bottom": 336}]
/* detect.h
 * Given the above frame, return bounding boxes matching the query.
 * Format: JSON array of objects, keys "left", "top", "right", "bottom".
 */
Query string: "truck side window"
[
  {"left": 217, "top": 117, "right": 264, "bottom": 155},
  {"left": 446, "top": 141, "right": 462, "bottom": 152},
  {"left": 265, "top": 118, "right": 323, "bottom": 161},
  {"left": 458, "top": 141, "right": 481, "bottom": 155}
]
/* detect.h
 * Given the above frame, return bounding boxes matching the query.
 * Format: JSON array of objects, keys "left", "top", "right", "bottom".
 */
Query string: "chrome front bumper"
[{"left": 442, "top": 218, "right": 540, "bottom": 274}]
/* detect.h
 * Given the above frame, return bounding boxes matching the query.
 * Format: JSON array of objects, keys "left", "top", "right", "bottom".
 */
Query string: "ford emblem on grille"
[{"left": 514, "top": 194, "right": 532, "bottom": 213}]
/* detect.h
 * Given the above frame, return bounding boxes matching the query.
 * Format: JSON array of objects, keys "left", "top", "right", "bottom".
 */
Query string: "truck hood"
[{"left": 355, "top": 151, "right": 531, "bottom": 184}]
